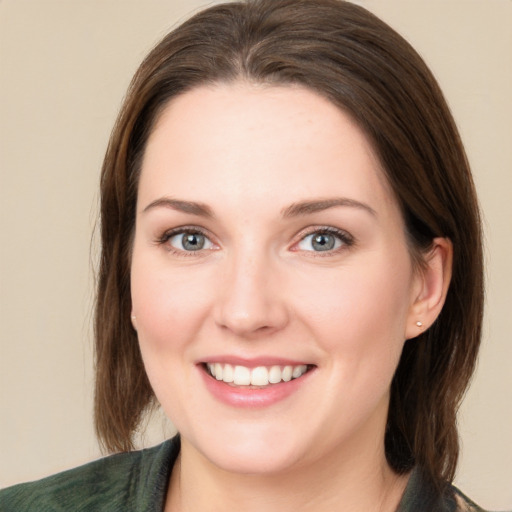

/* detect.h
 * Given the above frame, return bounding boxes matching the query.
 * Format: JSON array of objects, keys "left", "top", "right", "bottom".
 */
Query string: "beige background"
[{"left": 1, "top": 0, "right": 511, "bottom": 509}]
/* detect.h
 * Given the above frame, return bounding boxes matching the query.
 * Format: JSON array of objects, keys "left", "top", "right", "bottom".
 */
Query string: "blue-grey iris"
[
  {"left": 182, "top": 233, "right": 205, "bottom": 251},
  {"left": 312, "top": 233, "right": 335, "bottom": 251}
]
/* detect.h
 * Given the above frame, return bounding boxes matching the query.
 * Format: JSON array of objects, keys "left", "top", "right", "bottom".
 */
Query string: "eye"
[
  {"left": 296, "top": 228, "right": 352, "bottom": 252},
  {"left": 165, "top": 230, "right": 215, "bottom": 252}
]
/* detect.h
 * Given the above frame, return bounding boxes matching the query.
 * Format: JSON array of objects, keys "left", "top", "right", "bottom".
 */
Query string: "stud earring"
[
  {"left": 131, "top": 314, "right": 136, "bottom": 321},
  {"left": 416, "top": 321, "right": 423, "bottom": 328}
]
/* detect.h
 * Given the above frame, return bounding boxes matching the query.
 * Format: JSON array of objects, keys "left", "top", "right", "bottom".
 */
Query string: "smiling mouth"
[{"left": 204, "top": 363, "right": 313, "bottom": 387}]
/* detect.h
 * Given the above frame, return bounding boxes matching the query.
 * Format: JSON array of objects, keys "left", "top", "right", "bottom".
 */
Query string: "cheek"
[
  {"left": 293, "top": 254, "right": 414, "bottom": 367},
  {"left": 131, "top": 259, "right": 212, "bottom": 349},
  {"left": 130, "top": 256, "right": 214, "bottom": 414}
]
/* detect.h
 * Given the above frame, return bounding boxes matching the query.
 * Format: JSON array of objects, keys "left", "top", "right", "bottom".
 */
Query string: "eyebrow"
[
  {"left": 142, "top": 196, "right": 376, "bottom": 219},
  {"left": 142, "top": 197, "right": 214, "bottom": 218},
  {"left": 281, "top": 198, "right": 376, "bottom": 218}
]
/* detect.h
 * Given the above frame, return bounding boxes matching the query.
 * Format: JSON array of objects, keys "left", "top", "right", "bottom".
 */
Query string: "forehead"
[{"left": 138, "top": 82, "right": 397, "bottom": 218}]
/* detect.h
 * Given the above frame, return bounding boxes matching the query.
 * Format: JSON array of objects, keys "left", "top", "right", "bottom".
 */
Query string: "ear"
[
  {"left": 130, "top": 312, "right": 137, "bottom": 331},
  {"left": 405, "top": 237, "right": 453, "bottom": 340}
]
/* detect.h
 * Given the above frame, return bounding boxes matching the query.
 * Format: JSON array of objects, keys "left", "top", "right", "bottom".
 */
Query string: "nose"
[{"left": 214, "top": 252, "right": 289, "bottom": 338}]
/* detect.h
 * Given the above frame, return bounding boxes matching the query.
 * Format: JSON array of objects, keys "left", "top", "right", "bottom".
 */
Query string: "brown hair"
[{"left": 94, "top": 0, "right": 483, "bottom": 489}]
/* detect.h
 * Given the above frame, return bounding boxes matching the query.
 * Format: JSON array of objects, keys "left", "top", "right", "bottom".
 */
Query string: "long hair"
[{"left": 94, "top": 0, "right": 483, "bottom": 490}]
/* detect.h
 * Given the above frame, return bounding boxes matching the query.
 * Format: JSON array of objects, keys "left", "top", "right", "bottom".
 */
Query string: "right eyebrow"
[{"left": 141, "top": 197, "right": 214, "bottom": 218}]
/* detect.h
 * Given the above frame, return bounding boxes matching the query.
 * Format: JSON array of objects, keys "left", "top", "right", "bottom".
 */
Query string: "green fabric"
[
  {"left": 1, "top": 436, "right": 491, "bottom": 511},
  {"left": 0, "top": 437, "right": 179, "bottom": 512},
  {"left": 397, "top": 466, "right": 489, "bottom": 512}
]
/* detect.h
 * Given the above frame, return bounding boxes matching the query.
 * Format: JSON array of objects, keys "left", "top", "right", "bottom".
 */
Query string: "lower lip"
[{"left": 199, "top": 366, "right": 313, "bottom": 408}]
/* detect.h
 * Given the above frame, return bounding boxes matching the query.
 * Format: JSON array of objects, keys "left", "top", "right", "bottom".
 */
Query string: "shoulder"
[
  {"left": 450, "top": 485, "right": 491, "bottom": 512},
  {"left": 398, "top": 467, "right": 492, "bottom": 512},
  {"left": 0, "top": 437, "right": 179, "bottom": 512}
]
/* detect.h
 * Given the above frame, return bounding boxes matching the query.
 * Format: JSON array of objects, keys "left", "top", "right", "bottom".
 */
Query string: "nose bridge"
[{"left": 215, "top": 242, "right": 288, "bottom": 336}]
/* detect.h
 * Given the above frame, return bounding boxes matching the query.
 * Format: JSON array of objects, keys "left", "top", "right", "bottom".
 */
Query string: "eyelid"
[
  {"left": 156, "top": 225, "right": 218, "bottom": 254},
  {"left": 290, "top": 225, "right": 355, "bottom": 253}
]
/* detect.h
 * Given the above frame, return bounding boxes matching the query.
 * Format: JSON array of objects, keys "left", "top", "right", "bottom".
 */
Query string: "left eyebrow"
[{"left": 281, "top": 197, "right": 377, "bottom": 218}]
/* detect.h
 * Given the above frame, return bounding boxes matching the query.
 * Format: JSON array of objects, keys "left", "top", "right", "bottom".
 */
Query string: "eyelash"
[
  {"left": 156, "top": 226, "right": 214, "bottom": 257},
  {"left": 155, "top": 225, "right": 355, "bottom": 256},
  {"left": 292, "top": 226, "right": 355, "bottom": 257}
]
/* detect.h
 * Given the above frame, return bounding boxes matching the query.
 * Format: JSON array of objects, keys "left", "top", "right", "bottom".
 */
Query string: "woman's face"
[{"left": 131, "top": 83, "right": 423, "bottom": 474}]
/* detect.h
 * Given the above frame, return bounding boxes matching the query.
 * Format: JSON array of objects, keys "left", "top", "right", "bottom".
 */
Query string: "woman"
[{"left": 0, "top": 0, "right": 489, "bottom": 510}]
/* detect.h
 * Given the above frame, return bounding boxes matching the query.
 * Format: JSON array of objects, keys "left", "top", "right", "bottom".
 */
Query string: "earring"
[
  {"left": 416, "top": 321, "right": 423, "bottom": 328},
  {"left": 131, "top": 314, "right": 136, "bottom": 321}
]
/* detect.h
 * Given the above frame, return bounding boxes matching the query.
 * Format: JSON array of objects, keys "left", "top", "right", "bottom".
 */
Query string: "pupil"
[
  {"left": 183, "top": 233, "right": 204, "bottom": 251},
  {"left": 312, "top": 234, "right": 334, "bottom": 251}
]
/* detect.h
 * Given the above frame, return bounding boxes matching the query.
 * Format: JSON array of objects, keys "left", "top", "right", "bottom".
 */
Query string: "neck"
[{"left": 165, "top": 434, "right": 410, "bottom": 512}]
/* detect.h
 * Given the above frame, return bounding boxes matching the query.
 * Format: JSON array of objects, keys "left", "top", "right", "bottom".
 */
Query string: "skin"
[{"left": 130, "top": 83, "right": 452, "bottom": 512}]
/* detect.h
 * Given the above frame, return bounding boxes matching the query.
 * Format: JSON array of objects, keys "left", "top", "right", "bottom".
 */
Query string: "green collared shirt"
[{"left": 0, "top": 436, "right": 489, "bottom": 511}]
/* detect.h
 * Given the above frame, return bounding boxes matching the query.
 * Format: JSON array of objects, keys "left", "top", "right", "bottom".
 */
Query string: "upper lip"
[{"left": 198, "top": 355, "right": 313, "bottom": 368}]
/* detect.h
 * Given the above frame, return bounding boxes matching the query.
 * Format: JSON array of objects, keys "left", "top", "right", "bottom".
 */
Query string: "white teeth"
[
  {"left": 268, "top": 365, "right": 282, "bottom": 384},
  {"left": 251, "top": 366, "right": 269, "bottom": 386},
  {"left": 233, "top": 365, "right": 251, "bottom": 385},
  {"left": 222, "top": 364, "right": 234, "bottom": 383},
  {"left": 282, "top": 365, "right": 293, "bottom": 382},
  {"left": 207, "top": 362, "right": 309, "bottom": 386},
  {"left": 292, "top": 365, "right": 307, "bottom": 378}
]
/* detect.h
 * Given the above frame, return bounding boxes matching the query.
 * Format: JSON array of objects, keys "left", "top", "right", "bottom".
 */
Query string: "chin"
[
  {"left": 186, "top": 423, "right": 311, "bottom": 475},
  {"left": 204, "top": 445, "right": 303, "bottom": 476}
]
